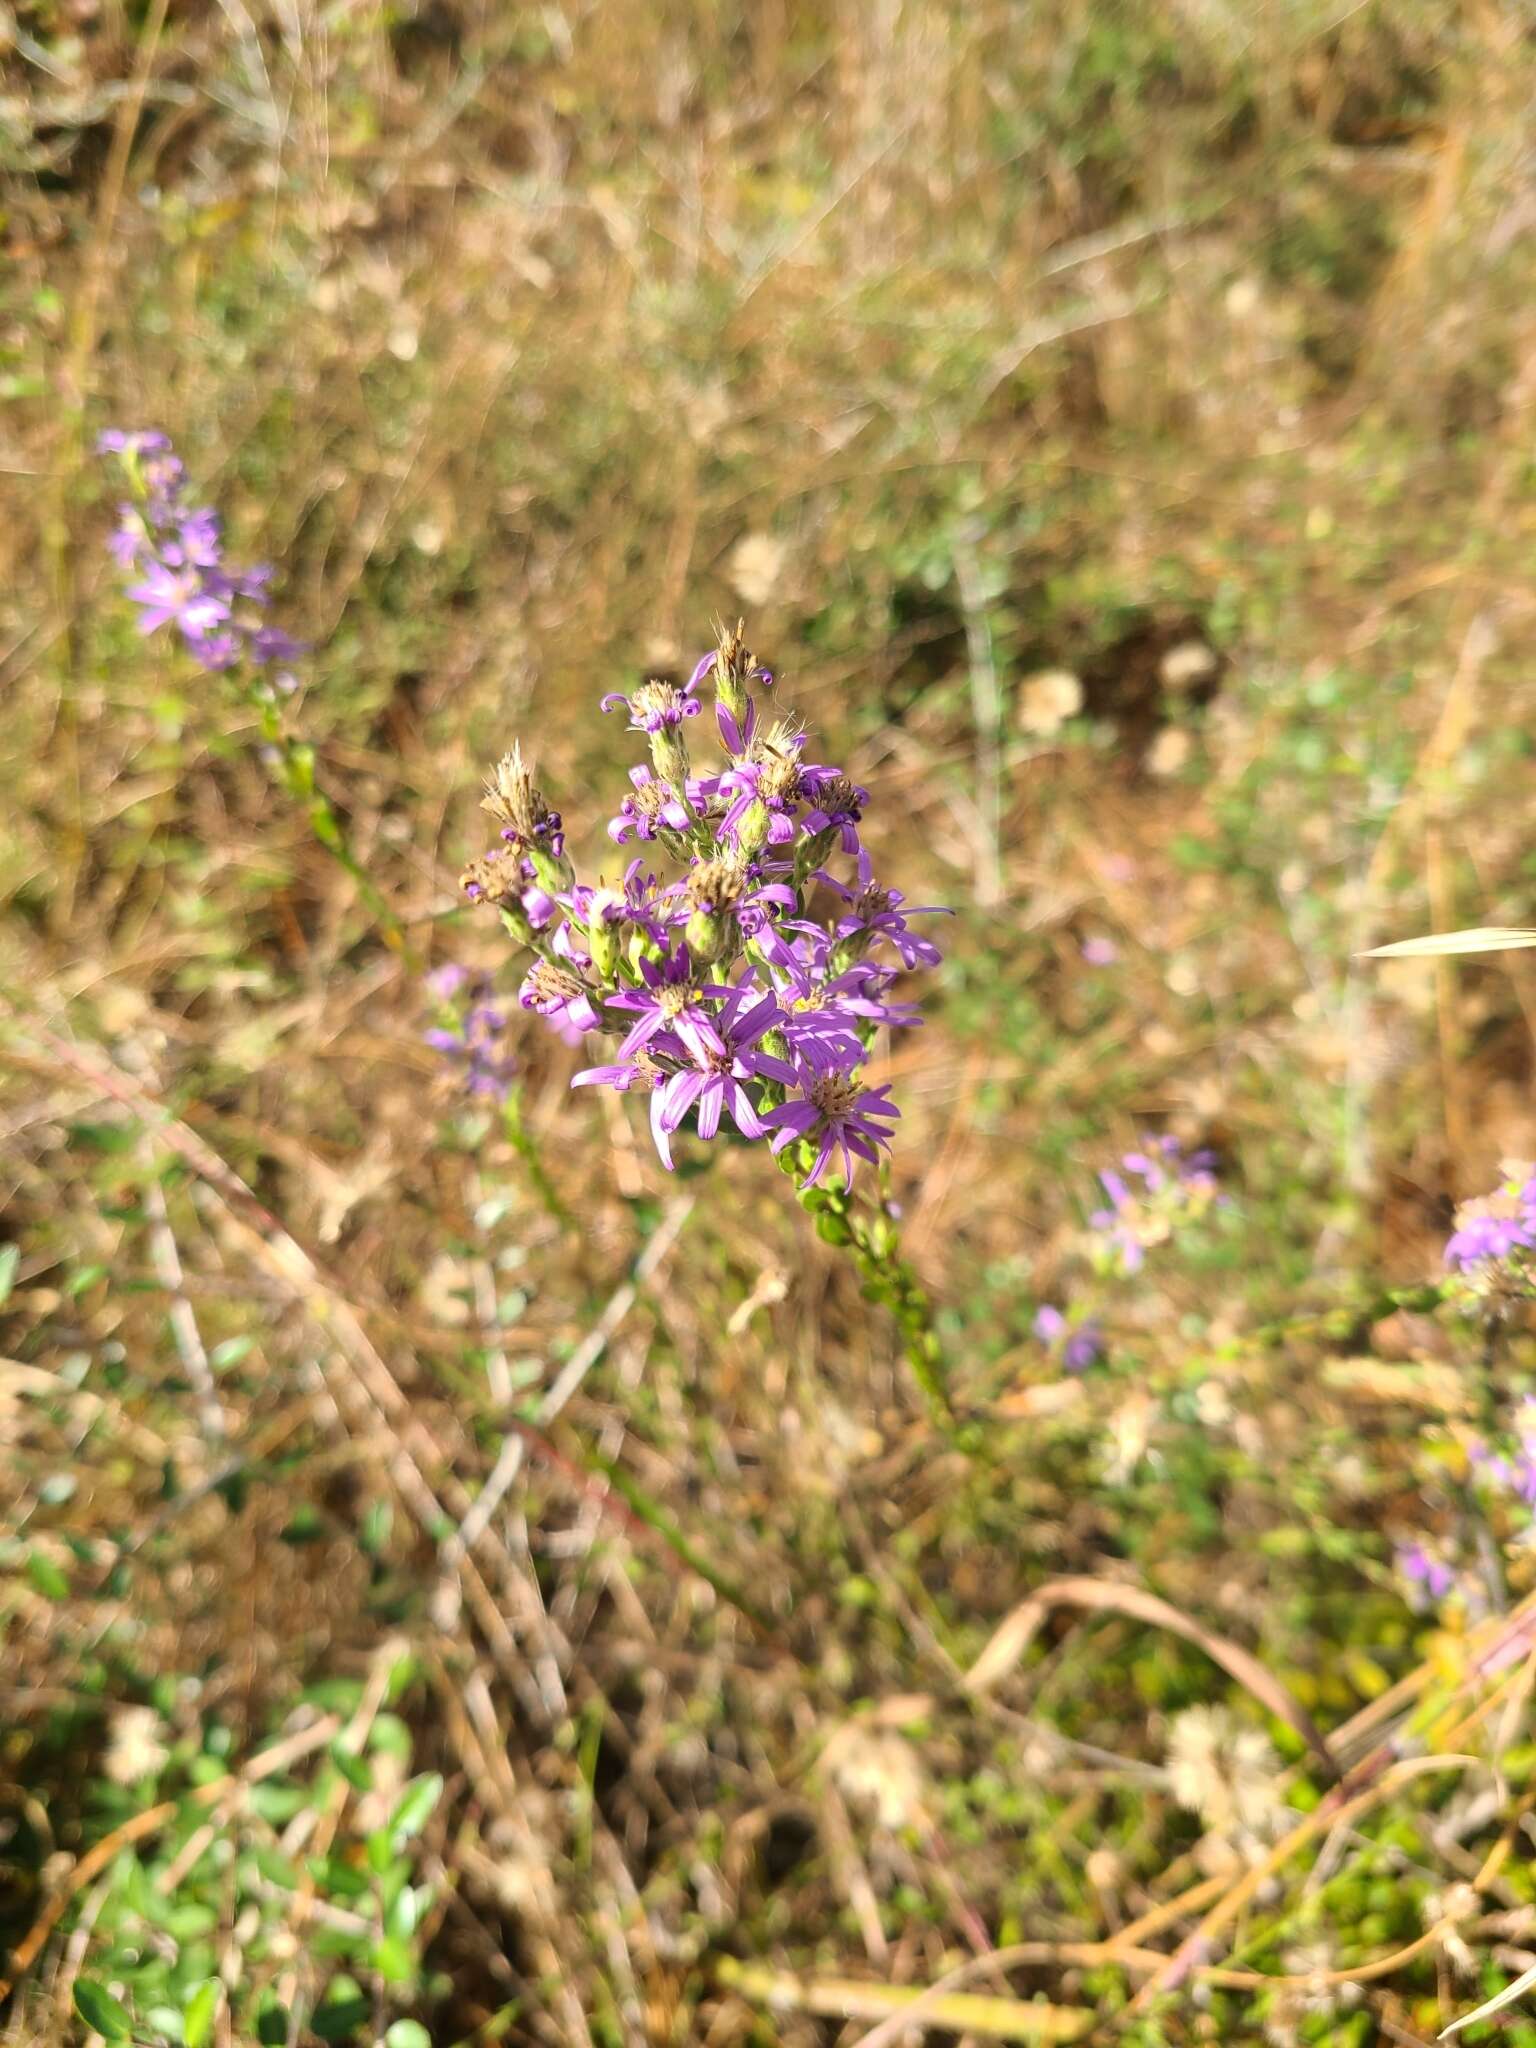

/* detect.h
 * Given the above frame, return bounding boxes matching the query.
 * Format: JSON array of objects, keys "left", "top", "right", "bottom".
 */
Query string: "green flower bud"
[
  {"left": 529, "top": 842, "right": 574, "bottom": 896},
  {"left": 734, "top": 797, "right": 771, "bottom": 859},
  {"left": 684, "top": 903, "right": 739, "bottom": 965},
  {"left": 587, "top": 889, "right": 624, "bottom": 982},
  {"left": 650, "top": 726, "right": 692, "bottom": 792}
]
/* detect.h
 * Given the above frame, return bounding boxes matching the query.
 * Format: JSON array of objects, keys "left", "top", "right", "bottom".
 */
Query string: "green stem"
[
  {"left": 262, "top": 719, "right": 418, "bottom": 969},
  {"left": 783, "top": 1153, "right": 957, "bottom": 1429},
  {"left": 501, "top": 1086, "right": 578, "bottom": 1236}
]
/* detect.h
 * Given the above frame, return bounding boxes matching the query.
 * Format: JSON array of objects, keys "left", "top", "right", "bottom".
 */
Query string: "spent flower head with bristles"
[{"left": 458, "top": 620, "right": 945, "bottom": 1188}]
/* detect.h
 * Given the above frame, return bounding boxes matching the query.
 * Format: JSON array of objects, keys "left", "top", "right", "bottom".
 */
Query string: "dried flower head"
[{"left": 1166, "top": 1705, "right": 1282, "bottom": 1844}]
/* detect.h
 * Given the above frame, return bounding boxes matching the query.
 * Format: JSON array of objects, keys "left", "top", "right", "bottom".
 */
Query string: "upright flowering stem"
[
  {"left": 791, "top": 1158, "right": 954, "bottom": 1424},
  {"left": 502, "top": 1087, "right": 579, "bottom": 1237},
  {"left": 457, "top": 619, "right": 958, "bottom": 1428},
  {"left": 99, "top": 431, "right": 416, "bottom": 967}
]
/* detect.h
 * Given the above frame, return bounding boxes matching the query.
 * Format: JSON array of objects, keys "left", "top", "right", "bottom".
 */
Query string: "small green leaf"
[
  {"left": 74, "top": 1980, "right": 133, "bottom": 2039},
  {"left": 184, "top": 1979, "right": 221, "bottom": 2048},
  {"left": 313, "top": 1982, "right": 371, "bottom": 2040},
  {"left": 249, "top": 1780, "right": 308, "bottom": 1825},
  {"left": 368, "top": 1713, "right": 412, "bottom": 1761},
  {"left": 0, "top": 1243, "right": 20, "bottom": 1306},
  {"left": 384, "top": 2023, "right": 432, "bottom": 2048},
  {"left": 256, "top": 1998, "right": 292, "bottom": 2046},
  {"left": 26, "top": 1548, "right": 70, "bottom": 1600},
  {"left": 387, "top": 1772, "right": 443, "bottom": 1844},
  {"left": 371, "top": 1931, "right": 416, "bottom": 1985},
  {"left": 209, "top": 1335, "right": 255, "bottom": 1370},
  {"left": 331, "top": 1744, "right": 373, "bottom": 1793},
  {"left": 385, "top": 1883, "right": 421, "bottom": 1941}
]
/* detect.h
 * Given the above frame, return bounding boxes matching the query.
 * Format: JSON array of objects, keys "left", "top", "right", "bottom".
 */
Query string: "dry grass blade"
[
  {"left": 1362, "top": 928, "right": 1536, "bottom": 958},
  {"left": 715, "top": 1958, "right": 1093, "bottom": 2043},
  {"left": 1441, "top": 1964, "right": 1536, "bottom": 2036},
  {"left": 964, "top": 1575, "right": 1338, "bottom": 1778}
]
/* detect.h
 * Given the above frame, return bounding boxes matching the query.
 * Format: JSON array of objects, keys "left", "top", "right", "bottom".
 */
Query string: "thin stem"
[
  {"left": 259, "top": 713, "right": 418, "bottom": 969},
  {"left": 501, "top": 1086, "right": 578, "bottom": 1236},
  {"left": 785, "top": 1155, "right": 957, "bottom": 1428}
]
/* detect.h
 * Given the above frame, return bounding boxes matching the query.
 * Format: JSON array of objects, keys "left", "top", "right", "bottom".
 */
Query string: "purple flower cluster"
[
  {"left": 459, "top": 625, "right": 946, "bottom": 1187},
  {"left": 1397, "top": 1542, "right": 1457, "bottom": 1606},
  {"left": 1471, "top": 1398, "right": 1536, "bottom": 1508},
  {"left": 1033, "top": 1304, "right": 1105, "bottom": 1373},
  {"left": 424, "top": 965, "right": 518, "bottom": 1101},
  {"left": 1444, "top": 1165, "right": 1536, "bottom": 1296},
  {"left": 1089, "top": 1134, "right": 1221, "bottom": 1275},
  {"left": 99, "top": 430, "right": 304, "bottom": 681}
]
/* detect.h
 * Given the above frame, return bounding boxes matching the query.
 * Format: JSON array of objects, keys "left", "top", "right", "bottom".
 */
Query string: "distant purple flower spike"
[
  {"left": 1033, "top": 1305, "right": 1104, "bottom": 1372},
  {"left": 1088, "top": 1133, "right": 1222, "bottom": 1275},
  {"left": 424, "top": 967, "right": 518, "bottom": 1100},
  {"left": 1397, "top": 1544, "right": 1455, "bottom": 1602},
  {"left": 101, "top": 430, "right": 304, "bottom": 686}
]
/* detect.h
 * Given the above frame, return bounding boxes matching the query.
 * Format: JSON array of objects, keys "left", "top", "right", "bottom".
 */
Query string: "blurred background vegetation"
[{"left": 7, "top": 2, "right": 1536, "bottom": 2042}]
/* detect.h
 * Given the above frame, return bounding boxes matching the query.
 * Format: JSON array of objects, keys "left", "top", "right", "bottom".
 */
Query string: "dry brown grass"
[{"left": 8, "top": 3, "right": 1536, "bottom": 2042}]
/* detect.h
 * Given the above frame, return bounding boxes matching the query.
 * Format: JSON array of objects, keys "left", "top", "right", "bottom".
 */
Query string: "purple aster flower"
[
  {"left": 424, "top": 967, "right": 518, "bottom": 1100},
  {"left": 649, "top": 987, "right": 796, "bottom": 1161},
  {"left": 167, "top": 507, "right": 223, "bottom": 569},
  {"left": 765, "top": 1066, "right": 900, "bottom": 1189},
  {"left": 98, "top": 428, "right": 171, "bottom": 456},
  {"left": 798, "top": 767, "right": 868, "bottom": 856},
  {"left": 1033, "top": 1304, "right": 1105, "bottom": 1372},
  {"left": 714, "top": 757, "right": 797, "bottom": 849},
  {"left": 757, "top": 938, "right": 912, "bottom": 1072},
  {"left": 249, "top": 624, "right": 308, "bottom": 665},
  {"left": 571, "top": 1049, "right": 687, "bottom": 1168},
  {"left": 124, "top": 561, "right": 231, "bottom": 643},
  {"left": 1397, "top": 1543, "right": 1455, "bottom": 1602},
  {"left": 816, "top": 849, "right": 950, "bottom": 969},
  {"left": 608, "top": 947, "right": 728, "bottom": 1064},
  {"left": 519, "top": 959, "right": 599, "bottom": 1045}
]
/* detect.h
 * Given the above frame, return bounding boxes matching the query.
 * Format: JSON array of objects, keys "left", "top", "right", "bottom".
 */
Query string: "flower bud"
[
  {"left": 587, "top": 890, "right": 624, "bottom": 982},
  {"left": 499, "top": 901, "right": 537, "bottom": 947},
  {"left": 649, "top": 726, "right": 692, "bottom": 793},
  {"left": 797, "top": 825, "right": 839, "bottom": 877},
  {"left": 684, "top": 903, "right": 739, "bottom": 965},
  {"left": 734, "top": 797, "right": 771, "bottom": 859},
  {"left": 528, "top": 840, "right": 574, "bottom": 896},
  {"left": 714, "top": 647, "right": 747, "bottom": 726}
]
